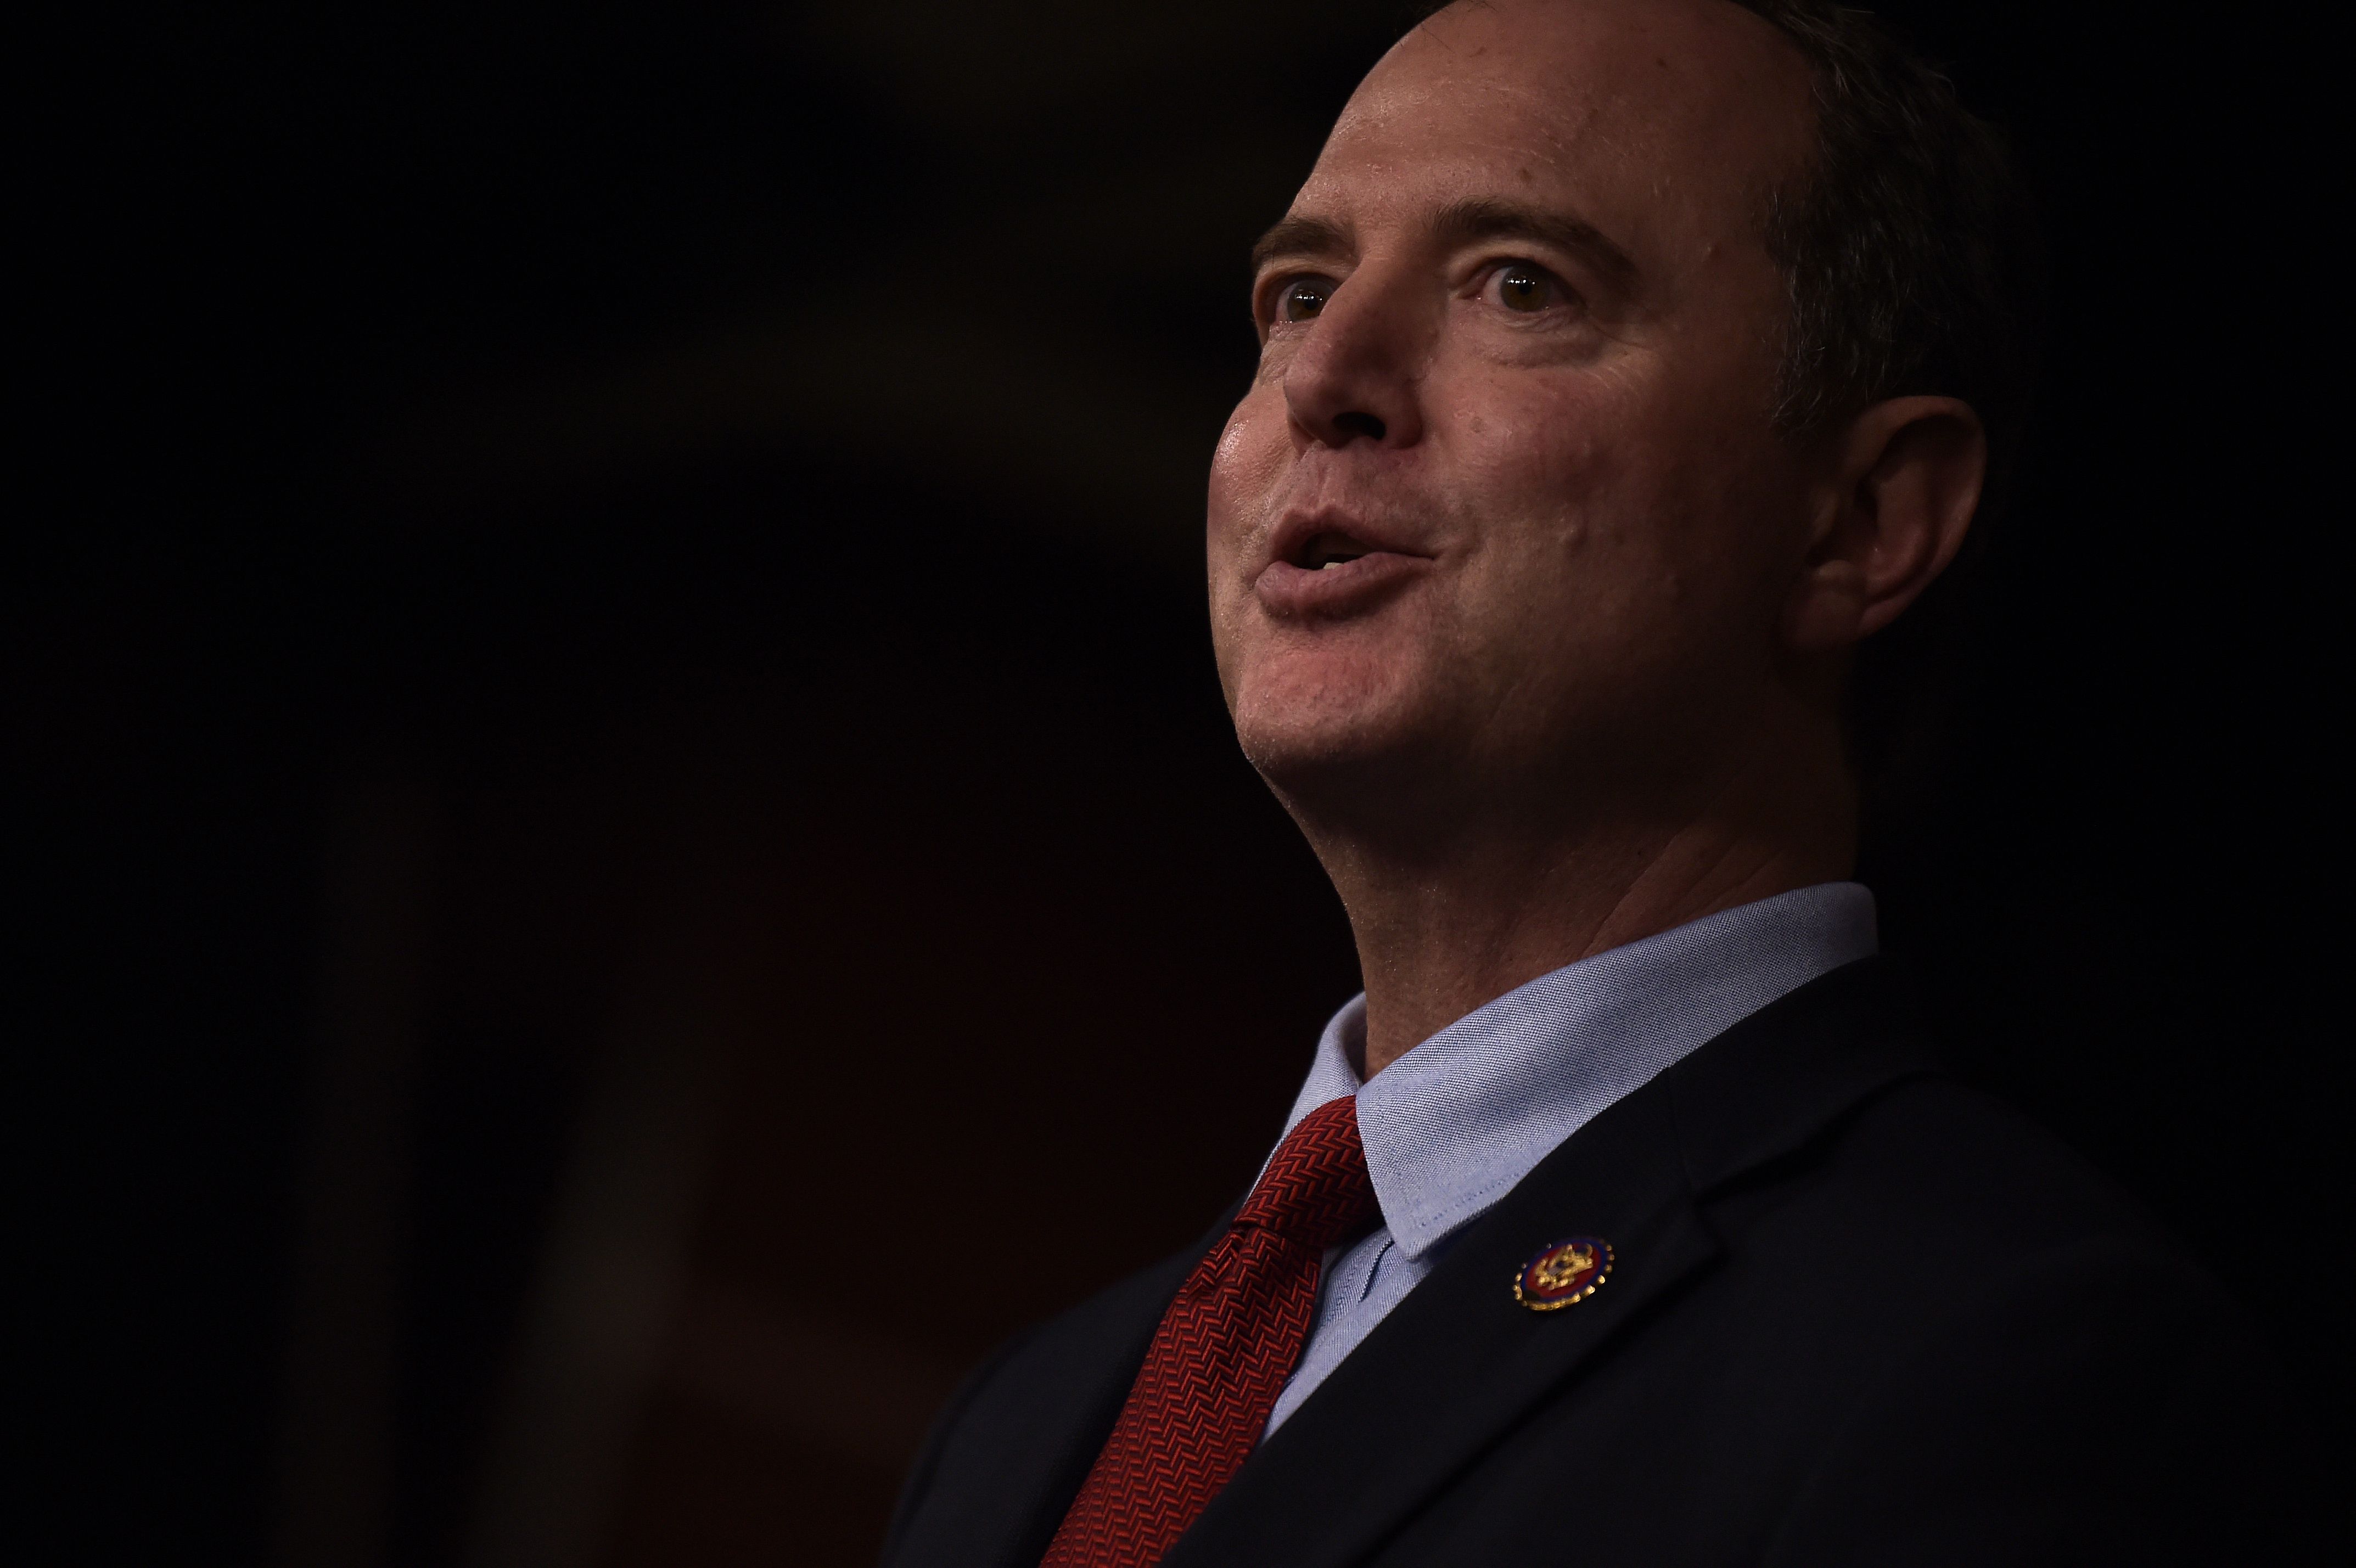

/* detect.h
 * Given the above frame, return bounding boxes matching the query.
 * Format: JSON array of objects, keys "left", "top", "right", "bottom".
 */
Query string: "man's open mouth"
[
  {"left": 1295, "top": 532, "right": 1376, "bottom": 570},
  {"left": 1255, "top": 518, "right": 1430, "bottom": 616}
]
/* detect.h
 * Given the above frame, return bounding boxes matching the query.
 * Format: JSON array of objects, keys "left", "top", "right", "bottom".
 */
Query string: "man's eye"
[
  {"left": 1494, "top": 262, "right": 1556, "bottom": 313},
  {"left": 1276, "top": 276, "right": 1335, "bottom": 323}
]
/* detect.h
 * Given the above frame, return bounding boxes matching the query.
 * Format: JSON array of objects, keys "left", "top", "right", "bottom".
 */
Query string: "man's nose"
[{"left": 1281, "top": 266, "right": 1426, "bottom": 451}]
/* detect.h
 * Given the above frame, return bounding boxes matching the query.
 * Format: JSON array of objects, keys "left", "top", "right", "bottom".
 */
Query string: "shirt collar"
[{"left": 1274, "top": 883, "right": 1880, "bottom": 1259}]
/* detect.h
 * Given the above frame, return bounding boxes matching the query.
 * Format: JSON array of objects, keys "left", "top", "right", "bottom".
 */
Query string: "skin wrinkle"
[{"left": 1207, "top": 0, "right": 1982, "bottom": 1074}]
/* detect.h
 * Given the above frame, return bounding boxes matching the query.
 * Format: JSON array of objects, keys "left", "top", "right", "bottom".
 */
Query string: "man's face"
[{"left": 1208, "top": 0, "right": 1819, "bottom": 823}]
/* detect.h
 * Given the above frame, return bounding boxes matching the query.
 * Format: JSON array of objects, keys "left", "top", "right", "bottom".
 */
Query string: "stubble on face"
[{"left": 1206, "top": 0, "right": 1818, "bottom": 840}]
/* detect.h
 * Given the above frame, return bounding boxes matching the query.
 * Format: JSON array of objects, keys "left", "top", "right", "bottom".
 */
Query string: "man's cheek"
[{"left": 1211, "top": 403, "right": 1291, "bottom": 509}]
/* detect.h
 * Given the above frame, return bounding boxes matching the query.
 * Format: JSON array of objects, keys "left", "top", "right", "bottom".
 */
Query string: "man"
[{"left": 883, "top": 1, "right": 2314, "bottom": 1563}]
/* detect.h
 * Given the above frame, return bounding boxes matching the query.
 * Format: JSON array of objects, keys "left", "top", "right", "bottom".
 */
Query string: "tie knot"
[{"left": 1236, "top": 1095, "right": 1377, "bottom": 1252}]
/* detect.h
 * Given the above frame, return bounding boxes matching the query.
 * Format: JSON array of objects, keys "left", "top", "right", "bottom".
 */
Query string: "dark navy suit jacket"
[{"left": 882, "top": 962, "right": 2320, "bottom": 1566}]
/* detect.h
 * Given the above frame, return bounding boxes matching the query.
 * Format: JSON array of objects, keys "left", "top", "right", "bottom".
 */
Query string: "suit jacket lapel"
[
  {"left": 1161, "top": 959, "right": 1932, "bottom": 1568},
  {"left": 972, "top": 1256, "right": 1188, "bottom": 1568},
  {"left": 1159, "top": 1081, "right": 1714, "bottom": 1568},
  {"left": 891, "top": 1207, "right": 1241, "bottom": 1568}
]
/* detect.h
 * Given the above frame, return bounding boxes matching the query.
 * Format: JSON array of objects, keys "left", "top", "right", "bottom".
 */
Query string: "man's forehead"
[{"left": 1295, "top": 0, "right": 1810, "bottom": 240}]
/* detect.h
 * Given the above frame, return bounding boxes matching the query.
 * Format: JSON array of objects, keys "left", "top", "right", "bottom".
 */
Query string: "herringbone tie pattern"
[{"left": 1040, "top": 1095, "right": 1376, "bottom": 1568}]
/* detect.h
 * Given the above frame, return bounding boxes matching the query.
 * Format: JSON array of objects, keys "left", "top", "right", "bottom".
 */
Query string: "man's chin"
[
  {"left": 1231, "top": 694, "right": 1446, "bottom": 811},
  {"left": 1221, "top": 640, "right": 1472, "bottom": 802}
]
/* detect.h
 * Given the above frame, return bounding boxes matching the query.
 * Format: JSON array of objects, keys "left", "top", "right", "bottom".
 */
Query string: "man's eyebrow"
[
  {"left": 1249, "top": 201, "right": 1640, "bottom": 294},
  {"left": 1434, "top": 197, "right": 1640, "bottom": 292},
  {"left": 1250, "top": 215, "right": 1351, "bottom": 273}
]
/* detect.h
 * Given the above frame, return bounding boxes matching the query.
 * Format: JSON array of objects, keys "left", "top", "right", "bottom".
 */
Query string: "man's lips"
[
  {"left": 1253, "top": 516, "right": 1433, "bottom": 617},
  {"left": 1255, "top": 549, "right": 1429, "bottom": 616}
]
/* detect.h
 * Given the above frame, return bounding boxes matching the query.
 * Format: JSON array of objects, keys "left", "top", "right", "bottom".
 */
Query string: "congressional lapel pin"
[{"left": 1514, "top": 1235, "right": 1613, "bottom": 1311}]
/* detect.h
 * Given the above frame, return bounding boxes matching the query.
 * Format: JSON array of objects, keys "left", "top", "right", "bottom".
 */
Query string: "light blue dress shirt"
[{"left": 1260, "top": 881, "right": 1880, "bottom": 1436}]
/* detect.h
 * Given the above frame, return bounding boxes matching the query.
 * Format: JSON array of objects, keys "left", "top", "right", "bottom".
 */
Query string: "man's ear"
[{"left": 1785, "top": 396, "right": 1987, "bottom": 651}]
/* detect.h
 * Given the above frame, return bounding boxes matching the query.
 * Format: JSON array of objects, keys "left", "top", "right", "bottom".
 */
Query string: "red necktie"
[{"left": 1040, "top": 1095, "right": 1377, "bottom": 1568}]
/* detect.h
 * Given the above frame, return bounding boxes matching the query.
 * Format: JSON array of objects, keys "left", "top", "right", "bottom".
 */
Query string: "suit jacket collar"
[{"left": 1158, "top": 957, "right": 1932, "bottom": 1568}]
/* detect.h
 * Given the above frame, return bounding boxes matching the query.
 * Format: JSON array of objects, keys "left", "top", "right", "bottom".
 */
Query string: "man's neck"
[{"left": 1304, "top": 800, "right": 1854, "bottom": 1080}]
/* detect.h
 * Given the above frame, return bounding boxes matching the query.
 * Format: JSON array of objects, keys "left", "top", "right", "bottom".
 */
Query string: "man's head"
[{"left": 1207, "top": 0, "right": 2034, "bottom": 860}]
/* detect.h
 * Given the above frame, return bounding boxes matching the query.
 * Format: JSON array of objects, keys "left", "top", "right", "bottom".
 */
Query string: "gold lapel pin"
[{"left": 1514, "top": 1235, "right": 1613, "bottom": 1311}]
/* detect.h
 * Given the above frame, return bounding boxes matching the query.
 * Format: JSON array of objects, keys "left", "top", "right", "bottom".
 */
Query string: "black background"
[{"left": 16, "top": 3, "right": 2343, "bottom": 1564}]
